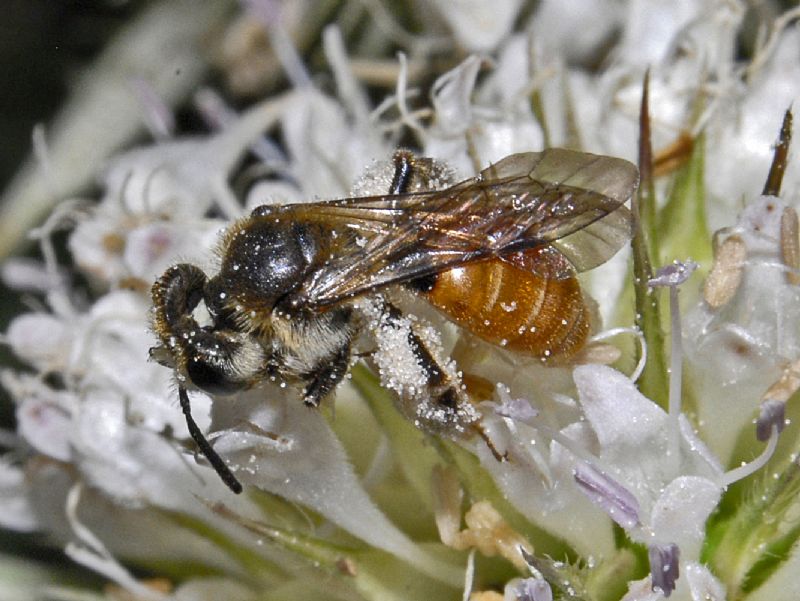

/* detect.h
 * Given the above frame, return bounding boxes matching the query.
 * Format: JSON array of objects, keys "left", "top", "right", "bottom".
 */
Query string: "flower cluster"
[{"left": 2, "top": 2, "right": 800, "bottom": 600}]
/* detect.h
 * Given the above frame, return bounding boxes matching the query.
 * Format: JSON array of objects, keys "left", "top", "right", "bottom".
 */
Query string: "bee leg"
[
  {"left": 301, "top": 341, "right": 352, "bottom": 408},
  {"left": 178, "top": 386, "right": 243, "bottom": 494},
  {"left": 411, "top": 342, "right": 507, "bottom": 462},
  {"left": 373, "top": 303, "right": 506, "bottom": 460},
  {"left": 389, "top": 150, "right": 415, "bottom": 194},
  {"left": 374, "top": 304, "right": 475, "bottom": 428}
]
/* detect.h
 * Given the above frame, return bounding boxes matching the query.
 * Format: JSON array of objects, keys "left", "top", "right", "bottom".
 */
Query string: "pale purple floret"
[
  {"left": 649, "top": 543, "right": 680, "bottom": 597},
  {"left": 756, "top": 398, "right": 786, "bottom": 441},
  {"left": 494, "top": 395, "right": 539, "bottom": 423},
  {"left": 573, "top": 463, "right": 641, "bottom": 530},
  {"left": 514, "top": 577, "right": 553, "bottom": 601}
]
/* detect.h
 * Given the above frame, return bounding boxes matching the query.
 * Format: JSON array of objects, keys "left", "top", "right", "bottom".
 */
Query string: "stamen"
[
  {"left": 721, "top": 425, "right": 780, "bottom": 487},
  {"left": 573, "top": 463, "right": 641, "bottom": 530},
  {"left": 648, "top": 260, "right": 698, "bottom": 287},
  {"left": 648, "top": 262, "right": 697, "bottom": 420},
  {"left": 323, "top": 26, "right": 370, "bottom": 122},
  {"left": 757, "top": 399, "right": 786, "bottom": 442},
  {"left": 649, "top": 261, "right": 697, "bottom": 470},
  {"left": 28, "top": 200, "right": 84, "bottom": 316},
  {"left": 649, "top": 543, "right": 680, "bottom": 597},
  {"left": 758, "top": 359, "right": 799, "bottom": 440}
]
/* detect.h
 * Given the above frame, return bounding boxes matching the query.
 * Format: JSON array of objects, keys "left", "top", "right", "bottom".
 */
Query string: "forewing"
[
  {"left": 293, "top": 149, "right": 638, "bottom": 307},
  {"left": 497, "top": 149, "right": 636, "bottom": 272},
  {"left": 551, "top": 205, "right": 633, "bottom": 272}
]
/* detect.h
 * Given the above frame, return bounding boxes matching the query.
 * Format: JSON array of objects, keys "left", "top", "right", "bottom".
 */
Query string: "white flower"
[
  {"left": 429, "top": 0, "right": 523, "bottom": 53},
  {"left": 2, "top": 3, "right": 800, "bottom": 601},
  {"left": 685, "top": 195, "right": 800, "bottom": 461}
]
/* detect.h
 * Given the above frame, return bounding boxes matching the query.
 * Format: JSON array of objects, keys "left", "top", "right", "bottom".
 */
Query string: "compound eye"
[
  {"left": 183, "top": 330, "right": 264, "bottom": 396},
  {"left": 186, "top": 355, "right": 247, "bottom": 396}
]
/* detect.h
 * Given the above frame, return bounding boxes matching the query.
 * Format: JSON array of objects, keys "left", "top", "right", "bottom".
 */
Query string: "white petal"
[
  {"left": 476, "top": 412, "right": 616, "bottom": 558},
  {"left": 122, "top": 220, "right": 219, "bottom": 282},
  {"left": 706, "top": 30, "right": 800, "bottom": 231},
  {"left": 683, "top": 561, "right": 726, "bottom": 601},
  {"left": 573, "top": 364, "right": 667, "bottom": 450},
  {"left": 244, "top": 180, "right": 302, "bottom": 212},
  {"left": 17, "top": 395, "right": 72, "bottom": 462},
  {"left": 68, "top": 214, "right": 128, "bottom": 283},
  {"left": 677, "top": 416, "right": 723, "bottom": 477},
  {"left": 430, "top": 0, "right": 522, "bottom": 52},
  {"left": 71, "top": 389, "right": 252, "bottom": 516},
  {"left": 1, "top": 373, "right": 75, "bottom": 462},
  {"left": 431, "top": 56, "right": 482, "bottom": 136},
  {"left": 281, "top": 91, "right": 384, "bottom": 200},
  {"left": 0, "top": 258, "right": 61, "bottom": 293},
  {"left": 685, "top": 196, "right": 800, "bottom": 461},
  {"left": 6, "top": 313, "right": 71, "bottom": 372},
  {"left": 0, "top": 462, "right": 39, "bottom": 532},
  {"left": 618, "top": 0, "right": 740, "bottom": 69},
  {"left": 80, "top": 291, "right": 195, "bottom": 436},
  {"left": 649, "top": 476, "right": 721, "bottom": 559},
  {"left": 102, "top": 139, "right": 220, "bottom": 217},
  {"left": 531, "top": 0, "right": 622, "bottom": 64},
  {"left": 213, "top": 387, "right": 462, "bottom": 586},
  {"left": 468, "top": 120, "right": 545, "bottom": 169},
  {"left": 620, "top": 576, "right": 663, "bottom": 601}
]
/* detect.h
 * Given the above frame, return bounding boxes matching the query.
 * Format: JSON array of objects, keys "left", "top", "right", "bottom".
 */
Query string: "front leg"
[
  {"left": 302, "top": 340, "right": 353, "bottom": 407},
  {"left": 269, "top": 307, "right": 357, "bottom": 408}
]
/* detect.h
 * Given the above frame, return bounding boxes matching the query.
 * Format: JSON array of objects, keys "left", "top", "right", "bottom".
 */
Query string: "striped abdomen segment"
[{"left": 422, "top": 253, "right": 591, "bottom": 363}]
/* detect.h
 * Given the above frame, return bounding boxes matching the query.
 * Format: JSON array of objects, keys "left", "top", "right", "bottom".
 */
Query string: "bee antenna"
[{"left": 178, "top": 386, "right": 243, "bottom": 494}]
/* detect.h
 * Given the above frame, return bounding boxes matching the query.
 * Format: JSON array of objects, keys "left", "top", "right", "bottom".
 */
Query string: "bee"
[{"left": 150, "top": 148, "right": 638, "bottom": 493}]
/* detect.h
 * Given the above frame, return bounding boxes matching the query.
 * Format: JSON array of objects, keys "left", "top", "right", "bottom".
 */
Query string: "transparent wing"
[{"left": 282, "top": 149, "right": 638, "bottom": 308}]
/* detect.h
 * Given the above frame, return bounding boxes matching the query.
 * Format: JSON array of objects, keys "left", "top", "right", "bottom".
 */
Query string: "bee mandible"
[{"left": 150, "top": 148, "right": 638, "bottom": 493}]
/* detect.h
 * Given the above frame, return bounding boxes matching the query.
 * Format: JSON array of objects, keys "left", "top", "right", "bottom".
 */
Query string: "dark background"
[
  {"left": 0, "top": 1, "right": 141, "bottom": 186},
  {"left": 0, "top": 2, "right": 140, "bottom": 566}
]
